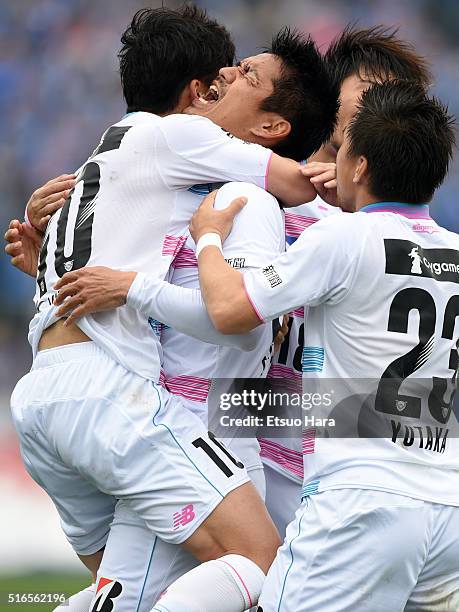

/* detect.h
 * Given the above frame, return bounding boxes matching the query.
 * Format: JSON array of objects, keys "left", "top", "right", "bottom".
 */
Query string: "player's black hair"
[
  {"left": 261, "top": 27, "right": 339, "bottom": 161},
  {"left": 119, "top": 5, "right": 235, "bottom": 114},
  {"left": 347, "top": 80, "right": 456, "bottom": 203},
  {"left": 325, "top": 24, "right": 432, "bottom": 89}
]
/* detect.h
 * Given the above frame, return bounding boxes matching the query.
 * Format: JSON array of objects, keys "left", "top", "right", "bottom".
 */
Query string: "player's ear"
[
  {"left": 250, "top": 114, "right": 291, "bottom": 143},
  {"left": 353, "top": 155, "right": 368, "bottom": 184},
  {"left": 189, "top": 79, "right": 206, "bottom": 101},
  {"left": 176, "top": 80, "right": 207, "bottom": 113}
]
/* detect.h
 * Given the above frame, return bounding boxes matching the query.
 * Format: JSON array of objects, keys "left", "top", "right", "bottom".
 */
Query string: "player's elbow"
[
  {"left": 282, "top": 182, "right": 316, "bottom": 207},
  {"left": 210, "top": 306, "right": 242, "bottom": 335},
  {"left": 210, "top": 303, "right": 258, "bottom": 336}
]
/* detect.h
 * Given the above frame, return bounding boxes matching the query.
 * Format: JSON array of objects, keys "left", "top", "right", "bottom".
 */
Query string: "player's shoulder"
[
  {"left": 215, "top": 182, "right": 281, "bottom": 219},
  {"left": 314, "top": 208, "right": 365, "bottom": 233},
  {"left": 160, "top": 113, "right": 222, "bottom": 136},
  {"left": 291, "top": 196, "right": 342, "bottom": 220},
  {"left": 440, "top": 226, "right": 459, "bottom": 249},
  {"left": 109, "top": 111, "right": 162, "bottom": 142},
  {"left": 116, "top": 111, "right": 161, "bottom": 129},
  {"left": 292, "top": 210, "right": 372, "bottom": 259}
]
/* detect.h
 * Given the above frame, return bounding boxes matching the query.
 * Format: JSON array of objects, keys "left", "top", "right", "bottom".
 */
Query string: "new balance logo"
[{"left": 173, "top": 504, "right": 195, "bottom": 530}]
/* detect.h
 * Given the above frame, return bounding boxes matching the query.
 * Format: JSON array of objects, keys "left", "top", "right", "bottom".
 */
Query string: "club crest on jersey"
[
  {"left": 385, "top": 239, "right": 459, "bottom": 283},
  {"left": 64, "top": 260, "right": 74, "bottom": 272},
  {"left": 395, "top": 399, "right": 408, "bottom": 412},
  {"left": 91, "top": 577, "right": 123, "bottom": 612}
]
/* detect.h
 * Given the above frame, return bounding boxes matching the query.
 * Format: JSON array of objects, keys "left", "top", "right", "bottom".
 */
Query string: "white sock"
[
  {"left": 53, "top": 584, "right": 95, "bottom": 611},
  {"left": 152, "top": 554, "right": 265, "bottom": 612}
]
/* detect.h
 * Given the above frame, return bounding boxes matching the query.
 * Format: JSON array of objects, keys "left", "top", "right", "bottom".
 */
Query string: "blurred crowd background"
[{"left": 0, "top": 0, "right": 458, "bottom": 581}]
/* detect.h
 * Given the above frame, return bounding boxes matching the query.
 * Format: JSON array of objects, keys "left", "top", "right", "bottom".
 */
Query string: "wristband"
[
  {"left": 24, "top": 206, "right": 34, "bottom": 228},
  {"left": 195, "top": 233, "right": 223, "bottom": 258}
]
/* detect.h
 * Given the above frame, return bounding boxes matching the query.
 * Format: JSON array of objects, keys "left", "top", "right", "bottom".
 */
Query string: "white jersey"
[
  {"left": 29, "top": 112, "right": 271, "bottom": 380},
  {"left": 160, "top": 183, "right": 285, "bottom": 467},
  {"left": 244, "top": 203, "right": 459, "bottom": 505},
  {"left": 260, "top": 198, "right": 341, "bottom": 484}
]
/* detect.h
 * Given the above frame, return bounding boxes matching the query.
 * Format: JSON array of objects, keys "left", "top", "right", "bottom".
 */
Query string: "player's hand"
[
  {"left": 54, "top": 266, "right": 137, "bottom": 326},
  {"left": 27, "top": 173, "right": 77, "bottom": 231},
  {"left": 300, "top": 162, "right": 338, "bottom": 207},
  {"left": 190, "top": 190, "right": 248, "bottom": 244},
  {"left": 273, "top": 315, "right": 290, "bottom": 354},
  {"left": 4, "top": 219, "right": 42, "bottom": 277}
]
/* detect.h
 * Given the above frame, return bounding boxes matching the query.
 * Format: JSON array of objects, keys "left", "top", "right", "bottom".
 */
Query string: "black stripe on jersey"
[
  {"left": 385, "top": 239, "right": 459, "bottom": 284},
  {"left": 91, "top": 126, "right": 132, "bottom": 158}
]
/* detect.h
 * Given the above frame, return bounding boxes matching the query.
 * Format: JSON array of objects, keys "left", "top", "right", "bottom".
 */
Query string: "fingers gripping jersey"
[
  {"left": 245, "top": 204, "right": 459, "bottom": 505},
  {"left": 29, "top": 113, "right": 272, "bottom": 380},
  {"left": 261, "top": 198, "right": 341, "bottom": 484},
  {"left": 160, "top": 183, "right": 285, "bottom": 450}
]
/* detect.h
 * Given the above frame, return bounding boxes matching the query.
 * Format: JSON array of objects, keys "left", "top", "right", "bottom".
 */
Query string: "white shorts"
[
  {"left": 92, "top": 447, "right": 266, "bottom": 611},
  {"left": 263, "top": 464, "right": 301, "bottom": 541},
  {"left": 259, "top": 489, "right": 459, "bottom": 612},
  {"left": 10, "top": 342, "right": 249, "bottom": 555}
]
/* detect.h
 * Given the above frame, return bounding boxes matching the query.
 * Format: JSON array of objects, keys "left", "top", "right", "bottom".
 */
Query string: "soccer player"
[
  {"left": 7, "top": 7, "right": 338, "bottom": 612},
  {"left": 261, "top": 25, "right": 433, "bottom": 539},
  {"left": 187, "top": 80, "right": 459, "bottom": 611},
  {"left": 50, "top": 180, "right": 284, "bottom": 609}
]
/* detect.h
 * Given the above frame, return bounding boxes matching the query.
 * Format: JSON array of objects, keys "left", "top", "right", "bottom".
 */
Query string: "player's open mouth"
[{"left": 193, "top": 82, "right": 225, "bottom": 110}]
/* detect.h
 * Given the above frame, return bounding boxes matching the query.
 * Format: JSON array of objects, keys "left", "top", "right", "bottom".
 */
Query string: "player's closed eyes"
[{"left": 237, "top": 61, "right": 257, "bottom": 85}]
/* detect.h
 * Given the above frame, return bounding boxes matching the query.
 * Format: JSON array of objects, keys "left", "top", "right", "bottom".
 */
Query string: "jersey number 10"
[{"left": 37, "top": 126, "right": 132, "bottom": 298}]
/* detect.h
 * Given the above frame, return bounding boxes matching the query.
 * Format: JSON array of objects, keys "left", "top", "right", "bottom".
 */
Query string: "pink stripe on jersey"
[
  {"left": 267, "top": 363, "right": 302, "bottom": 393},
  {"left": 171, "top": 246, "right": 197, "bottom": 269},
  {"left": 267, "top": 363, "right": 302, "bottom": 381},
  {"left": 291, "top": 307, "right": 304, "bottom": 319},
  {"left": 162, "top": 235, "right": 188, "bottom": 257},
  {"left": 259, "top": 438, "right": 303, "bottom": 478},
  {"left": 284, "top": 211, "right": 319, "bottom": 238},
  {"left": 302, "top": 428, "right": 316, "bottom": 455},
  {"left": 366, "top": 207, "right": 429, "bottom": 218},
  {"left": 264, "top": 151, "right": 274, "bottom": 192},
  {"left": 164, "top": 375, "right": 210, "bottom": 403}
]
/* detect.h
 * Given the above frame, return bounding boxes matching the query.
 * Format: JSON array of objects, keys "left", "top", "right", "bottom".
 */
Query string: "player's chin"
[{"left": 190, "top": 97, "right": 219, "bottom": 113}]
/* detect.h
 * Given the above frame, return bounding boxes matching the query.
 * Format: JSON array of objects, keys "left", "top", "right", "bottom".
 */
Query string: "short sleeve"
[
  {"left": 213, "top": 182, "right": 285, "bottom": 270},
  {"left": 157, "top": 114, "right": 272, "bottom": 190},
  {"left": 242, "top": 213, "right": 365, "bottom": 322}
]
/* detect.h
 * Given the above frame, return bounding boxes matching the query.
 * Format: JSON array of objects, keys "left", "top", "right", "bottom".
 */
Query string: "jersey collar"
[{"left": 359, "top": 202, "right": 431, "bottom": 219}]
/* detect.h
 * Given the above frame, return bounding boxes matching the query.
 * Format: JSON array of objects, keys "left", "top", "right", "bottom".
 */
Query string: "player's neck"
[{"left": 353, "top": 191, "right": 382, "bottom": 212}]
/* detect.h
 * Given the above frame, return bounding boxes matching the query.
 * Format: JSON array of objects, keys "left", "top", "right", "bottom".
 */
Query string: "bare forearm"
[
  {"left": 267, "top": 155, "right": 316, "bottom": 207},
  {"left": 198, "top": 247, "right": 261, "bottom": 334}
]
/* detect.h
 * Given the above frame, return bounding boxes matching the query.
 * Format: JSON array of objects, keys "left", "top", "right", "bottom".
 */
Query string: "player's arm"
[
  {"left": 190, "top": 191, "right": 361, "bottom": 334},
  {"left": 158, "top": 114, "right": 335, "bottom": 206},
  {"left": 266, "top": 157, "right": 336, "bottom": 207},
  {"left": 53, "top": 267, "right": 259, "bottom": 351}
]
